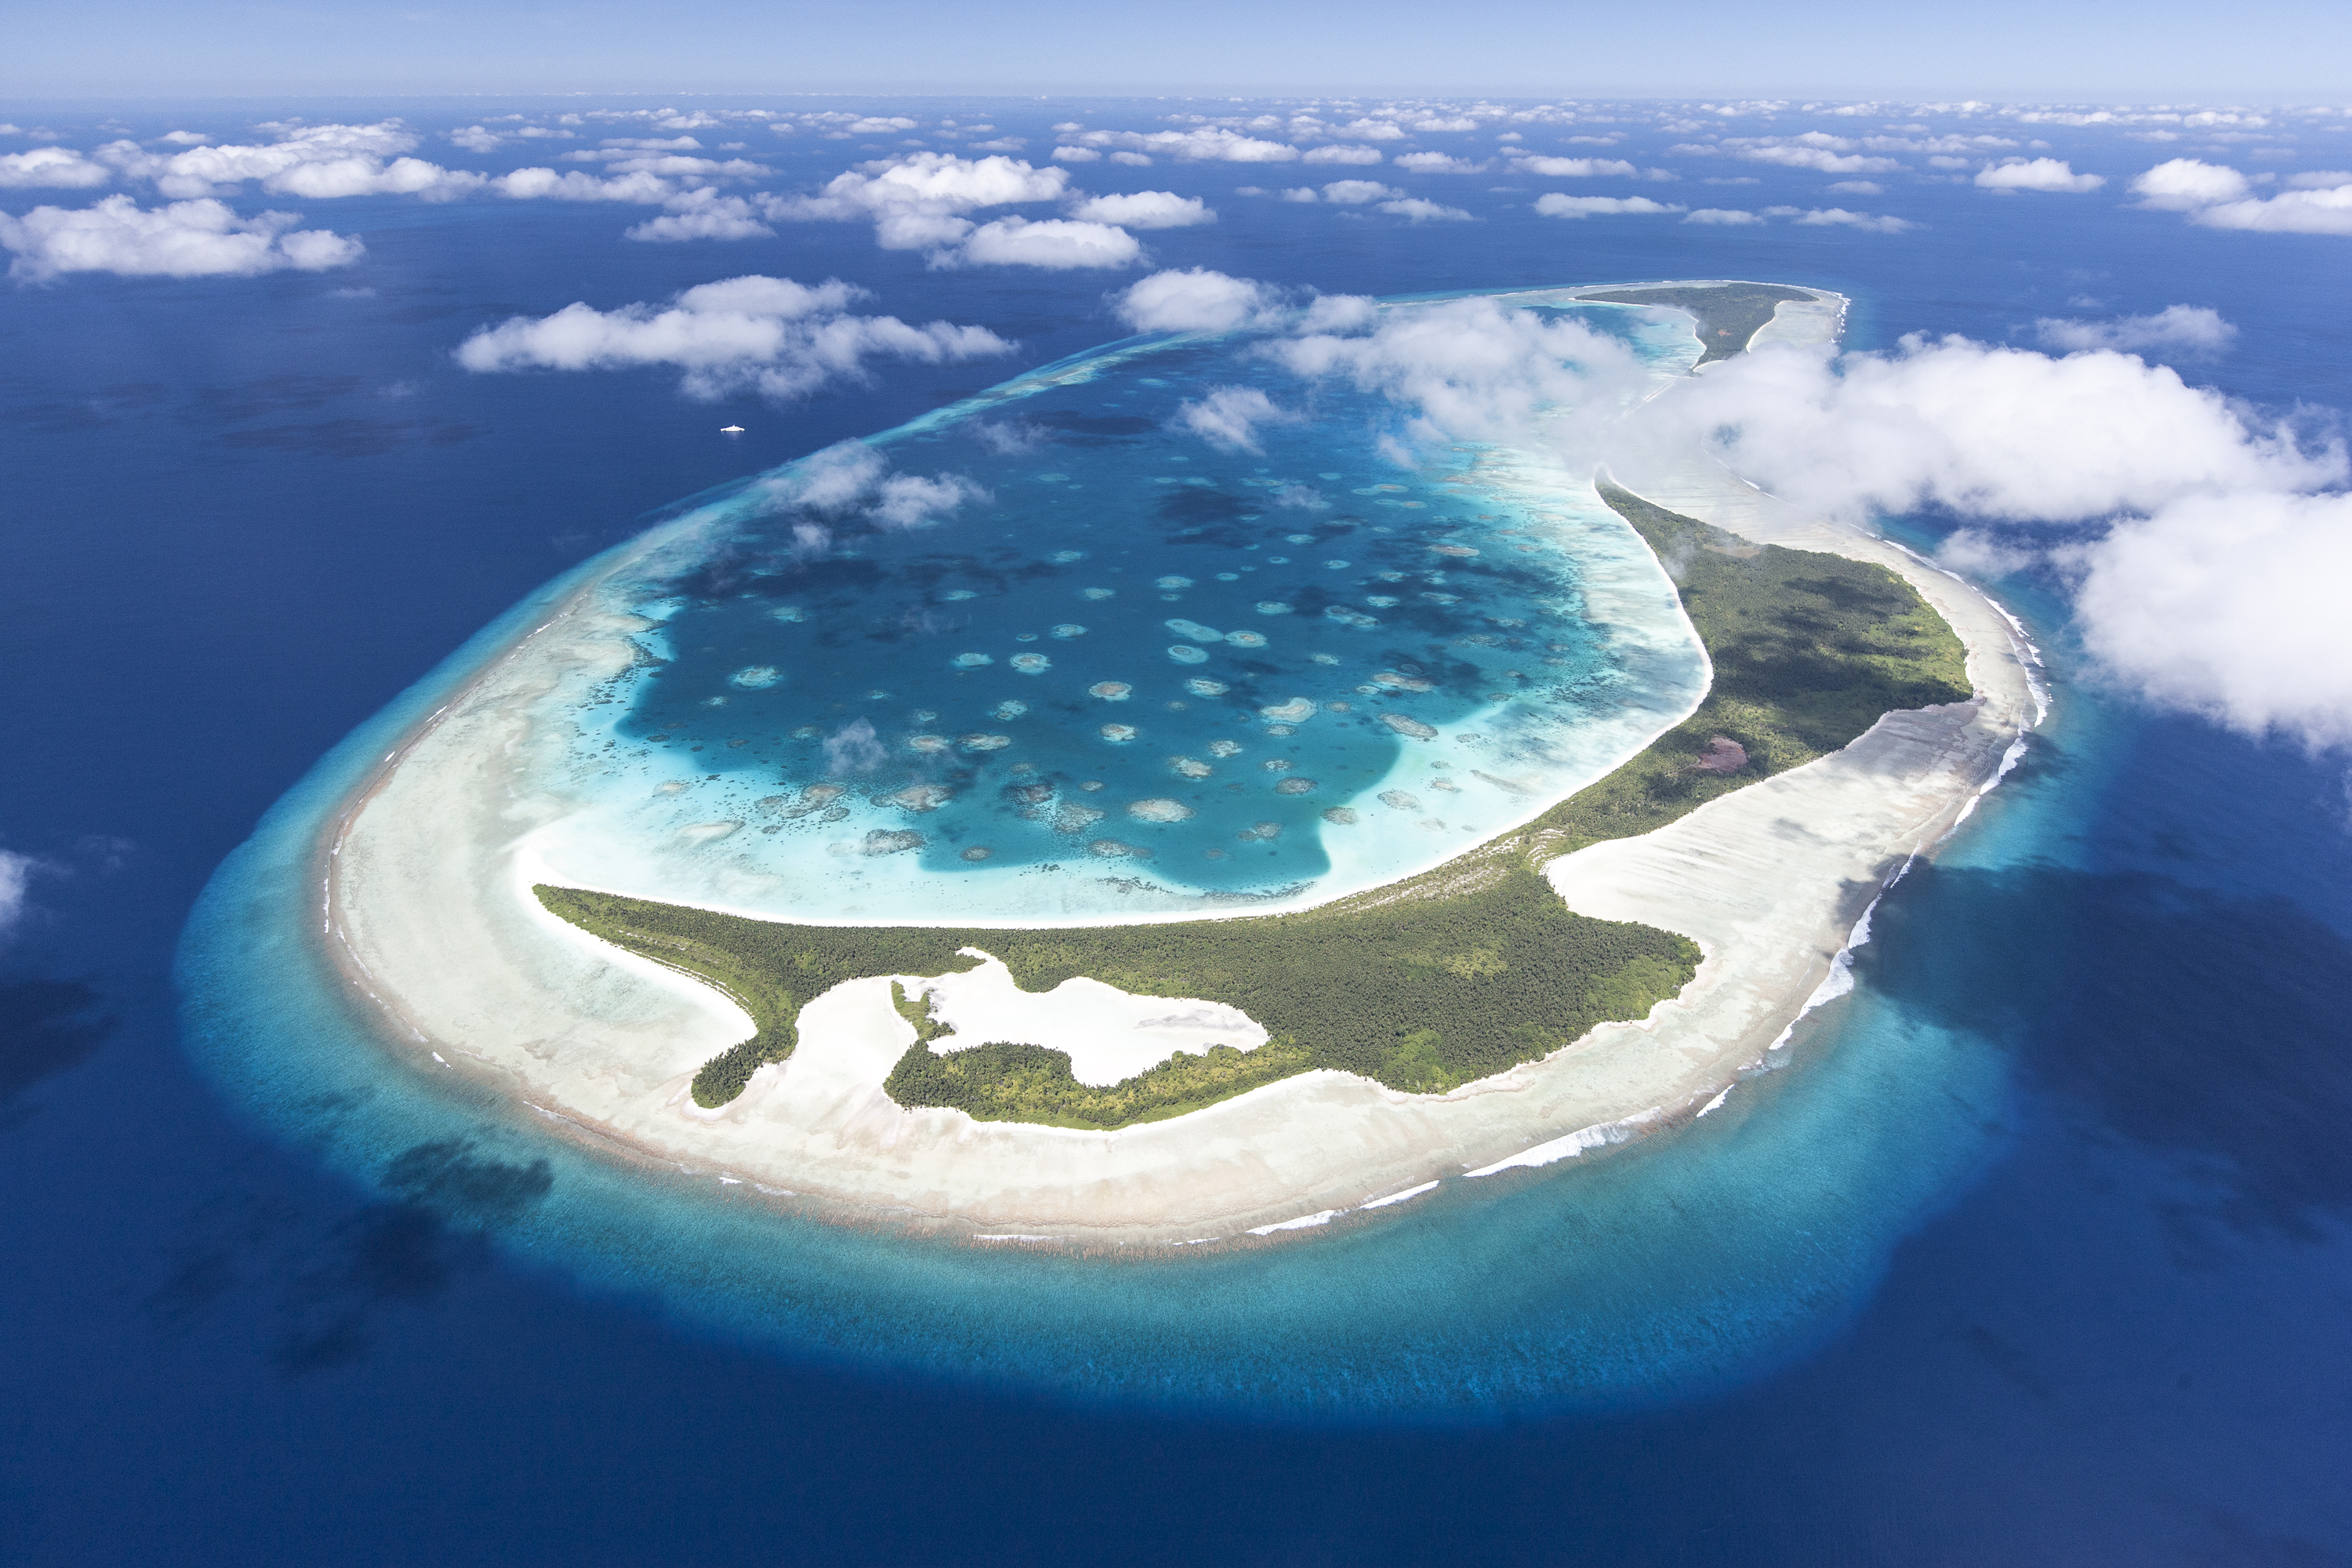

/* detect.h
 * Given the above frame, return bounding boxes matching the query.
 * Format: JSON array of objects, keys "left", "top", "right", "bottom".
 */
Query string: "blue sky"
[{"left": 5, "top": 0, "right": 2350, "bottom": 100}]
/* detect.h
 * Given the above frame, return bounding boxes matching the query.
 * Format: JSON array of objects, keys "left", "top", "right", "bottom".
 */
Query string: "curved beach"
[{"left": 321, "top": 288, "right": 2040, "bottom": 1243}]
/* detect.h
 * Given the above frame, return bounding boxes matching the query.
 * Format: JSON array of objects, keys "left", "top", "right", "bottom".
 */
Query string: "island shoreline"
[{"left": 301, "top": 284, "right": 2043, "bottom": 1247}]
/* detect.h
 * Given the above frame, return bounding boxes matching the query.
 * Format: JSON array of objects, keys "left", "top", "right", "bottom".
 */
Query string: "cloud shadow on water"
[
  {"left": 1860, "top": 862, "right": 2352, "bottom": 1250},
  {"left": 147, "top": 1138, "right": 556, "bottom": 1376},
  {"left": 0, "top": 977, "right": 116, "bottom": 1116}
]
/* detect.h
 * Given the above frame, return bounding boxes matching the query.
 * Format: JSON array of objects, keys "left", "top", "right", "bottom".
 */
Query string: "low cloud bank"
[
  {"left": 1, "top": 195, "right": 361, "bottom": 279},
  {"left": 2132, "top": 158, "right": 2352, "bottom": 236},
  {"left": 1101, "top": 266, "right": 2352, "bottom": 748},
  {"left": 1663, "top": 336, "right": 2349, "bottom": 744},
  {"left": 454, "top": 274, "right": 1011, "bottom": 399},
  {"left": 771, "top": 151, "right": 1144, "bottom": 268}
]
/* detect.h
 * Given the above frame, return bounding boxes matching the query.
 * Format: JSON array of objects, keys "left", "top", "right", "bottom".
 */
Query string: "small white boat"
[{"left": 720, "top": 424, "right": 745, "bottom": 434}]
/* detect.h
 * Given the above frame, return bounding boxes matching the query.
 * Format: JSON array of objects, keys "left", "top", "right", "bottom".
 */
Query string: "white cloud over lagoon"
[
  {"left": 0, "top": 195, "right": 362, "bottom": 280},
  {"left": 1272, "top": 296, "right": 1650, "bottom": 449},
  {"left": 1138, "top": 267, "right": 2352, "bottom": 748},
  {"left": 1662, "top": 335, "right": 2350, "bottom": 745},
  {"left": 454, "top": 274, "right": 1012, "bottom": 399},
  {"left": 1174, "top": 387, "right": 1301, "bottom": 453}
]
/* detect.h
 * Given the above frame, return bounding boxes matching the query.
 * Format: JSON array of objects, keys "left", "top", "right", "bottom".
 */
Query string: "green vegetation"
[
  {"left": 535, "top": 864, "right": 1698, "bottom": 1123},
  {"left": 533, "top": 479, "right": 1972, "bottom": 1128},
  {"left": 885, "top": 1036, "right": 1317, "bottom": 1130},
  {"left": 1523, "top": 480, "right": 1973, "bottom": 856},
  {"left": 1581, "top": 283, "right": 1823, "bottom": 365}
]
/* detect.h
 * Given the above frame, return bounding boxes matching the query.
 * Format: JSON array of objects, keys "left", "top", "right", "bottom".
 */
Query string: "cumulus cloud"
[
  {"left": 488, "top": 167, "right": 674, "bottom": 204},
  {"left": 1065, "top": 190, "right": 1214, "bottom": 228},
  {"left": 1392, "top": 151, "right": 1486, "bottom": 174},
  {"left": 92, "top": 121, "right": 482, "bottom": 200},
  {"left": 1663, "top": 336, "right": 2338, "bottom": 524},
  {"left": 1051, "top": 146, "right": 1102, "bottom": 162},
  {"left": 1513, "top": 155, "right": 1639, "bottom": 178},
  {"left": 2034, "top": 304, "right": 2236, "bottom": 356},
  {"left": 2073, "top": 492, "right": 2352, "bottom": 745},
  {"left": 1645, "top": 332, "right": 2350, "bottom": 743},
  {"left": 1534, "top": 194, "right": 1683, "bottom": 219},
  {"left": 871, "top": 471, "right": 989, "bottom": 528},
  {"left": 0, "top": 147, "right": 113, "bottom": 188},
  {"left": 771, "top": 151, "right": 1130, "bottom": 261},
  {"left": 1112, "top": 266, "right": 1284, "bottom": 332},
  {"left": 1764, "top": 205, "right": 1917, "bottom": 232},
  {"left": 1317, "top": 180, "right": 1399, "bottom": 205},
  {"left": 778, "top": 151, "right": 1066, "bottom": 225},
  {"left": 2130, "top": 158, "right": 2249, "bottom": 209},
  {"left": 1273, "top": 295, "right": 1650, "bottom": 448},
  {"left": 2194, "top": 183, "right": 2352, "bottom": 236},
  {"left": 1075, "top": 129, "right": 1299, "bottom": 164},
  {"left": 950, "top": 216, "right": 1141, "bottom": 269},
  {"left": 2130, "top": 158, "right": 2352, "bottom": 234},
  {"left": 1683, "top": 207, "right": 1764, "bottom": 224},
  {"left": 454, "top": 274, "right": 1011, "bottom": 399},
  {"left": 623, "top": 190, "right": 775, "bottom": 242},
  {"left": 0, "top": 848, "right": 39, "bottom": 943},
  {"left": 1378, "top": 198, "right": 1472, "bottom": 222},
  {"left": 755, "top": 440, "right": 989, "bottom": 539},
  {"left": 1300, "top": 144, "right": 1386, "bottom": 166},
  {"left": 1735, "top": 144, "right": 1904, "bottom": 174},
  {"left": 0, "top": 195, "right": 362, "bottom": 281},
  {"left": 1298, "top": 292, "right": 1377, "bottom": 332},
  {"left": 1975, "top": 157, "right": 2104, "bottom": 194},
  {"left": 1174, "top": 386, "right": 1300, "bottom": 453}
]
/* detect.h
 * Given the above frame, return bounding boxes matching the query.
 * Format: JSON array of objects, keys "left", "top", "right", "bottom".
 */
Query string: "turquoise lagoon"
[
  {"left": 517, "top": 291, "right": 1710, "bottom": 922},
  {"left": 180, "top": 290, "right": 2053, "bottom": 1415}
]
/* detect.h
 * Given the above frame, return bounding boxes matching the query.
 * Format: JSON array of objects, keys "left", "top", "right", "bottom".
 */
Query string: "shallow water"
[{"left": 523, "top": 297, "right": 1708, "bottom": 920}]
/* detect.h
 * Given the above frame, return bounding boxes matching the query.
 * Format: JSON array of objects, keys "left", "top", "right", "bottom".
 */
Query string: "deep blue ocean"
[{"left": 5, "top": 96, "right": 2350, "bottom": 1564}]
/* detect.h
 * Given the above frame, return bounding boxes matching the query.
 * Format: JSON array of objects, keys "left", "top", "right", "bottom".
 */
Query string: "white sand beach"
[{"left": 322, "top": 286, "right": 2042, "bottom": 1243}]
